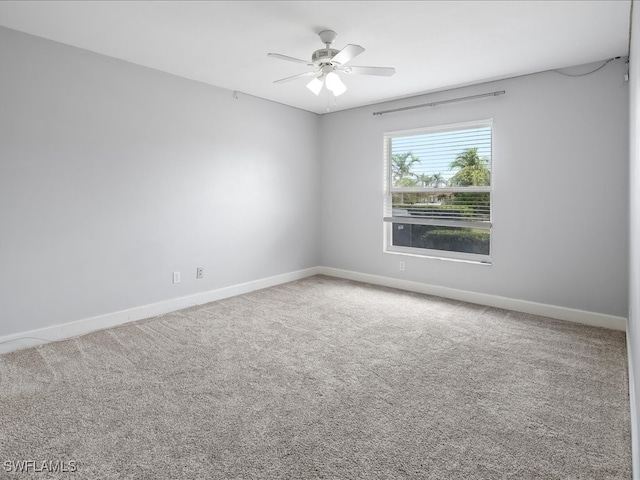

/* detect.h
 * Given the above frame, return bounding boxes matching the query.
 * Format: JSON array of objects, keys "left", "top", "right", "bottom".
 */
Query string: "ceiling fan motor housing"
[{"left": 312, "top": 48, "right": 340, "bottom": 66}]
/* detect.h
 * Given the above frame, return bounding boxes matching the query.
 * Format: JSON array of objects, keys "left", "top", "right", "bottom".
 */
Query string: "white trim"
[
  {"left": 385, "top": 248, "right": 492, "bottom": 266},
  {"left": 628, "top": 321, "right": 640, "bottom": 480},
  {"left": 0, "top": 267, "right": 320, "bottom": 355},
  {"left": 383, "top": 118, "right": 494, "bottom": 139},
  {"left": 317, "top": 266, "right": 627, "bottom": 331},
  {"left": 386, "top": 244, "right": 492, "bottom": 264},
  {"left": 0, "top": 265, "right": 626, "bottom": 356}
]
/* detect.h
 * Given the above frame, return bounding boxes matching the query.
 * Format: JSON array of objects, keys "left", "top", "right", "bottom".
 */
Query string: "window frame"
[{"left": 383, "top": 119, "right": 493, "bottom": 264}]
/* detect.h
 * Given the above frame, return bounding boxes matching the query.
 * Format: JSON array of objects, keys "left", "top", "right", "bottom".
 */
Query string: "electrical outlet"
[
  {"left": 172, "top": 271, "right": 181, "bottom": 284},
  {"left": 196, "top": 267, "right": 204, "bottom": 279},
  {"left": 399, "top": 261, "right": 405, "bottom": 271}
]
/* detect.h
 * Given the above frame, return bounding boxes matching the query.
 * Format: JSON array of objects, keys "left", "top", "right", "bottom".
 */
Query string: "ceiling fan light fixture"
[
  {"left": 306, "top": 76, "right": 324, "bottom": 96},
  {"left": 270, "top": 29, "right": 394, "bottom": 99},
  {"left": 325, "top": 71, "right": 346, "bottom": 96}
]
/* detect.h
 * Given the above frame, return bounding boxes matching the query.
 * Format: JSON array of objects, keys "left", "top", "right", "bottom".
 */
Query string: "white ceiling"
[{"left": 0, "top": 1, "right": 631, "bottom": 115}]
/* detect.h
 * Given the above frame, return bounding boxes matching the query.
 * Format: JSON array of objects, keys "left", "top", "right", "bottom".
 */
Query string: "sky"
[{"left": 391, "top": 126, "right": 491, "bottom": 181}]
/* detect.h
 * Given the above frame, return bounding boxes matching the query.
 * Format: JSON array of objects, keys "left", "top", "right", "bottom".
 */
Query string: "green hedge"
[{"left": 419, "top": 228, "right": 489, "bottom": 255}]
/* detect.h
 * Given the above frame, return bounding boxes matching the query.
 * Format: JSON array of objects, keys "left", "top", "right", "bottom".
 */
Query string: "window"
[{"left": 383, "top": 120, "right": 492, "bottom": 263}]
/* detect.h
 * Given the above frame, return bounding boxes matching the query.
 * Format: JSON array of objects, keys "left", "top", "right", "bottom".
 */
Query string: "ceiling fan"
[{"left": 268, "top": 30, "right": 395, "bottom": 97}]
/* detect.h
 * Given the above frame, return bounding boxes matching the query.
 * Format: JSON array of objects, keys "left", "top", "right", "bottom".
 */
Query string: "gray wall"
[
  {"left": 319, "top": 59, "right": 629, "bottom": 318},
  {"left": 628, "top": 3, "right": 640, "bottom": 475},
  {"left": 0, "top": 26, "right": 320, "bottom": 337},
  {"left": 0, "top": 24, "right": 630, "bottom": 341}
]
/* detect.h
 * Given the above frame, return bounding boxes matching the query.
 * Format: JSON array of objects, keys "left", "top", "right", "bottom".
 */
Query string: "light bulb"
[
  {"left": 306, "top": 77, "right": 323, "bottom": 96},
  {"left": 325, "top": 72, "right": 346, "bottom": 96}
]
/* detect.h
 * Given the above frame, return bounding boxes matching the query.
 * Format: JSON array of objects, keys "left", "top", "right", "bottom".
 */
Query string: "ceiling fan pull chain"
[{"left": 325, "top": 91, "right": 339, "bottom": 112}]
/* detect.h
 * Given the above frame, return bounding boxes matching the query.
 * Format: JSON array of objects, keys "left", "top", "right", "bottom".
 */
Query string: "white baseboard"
[
  {"left": 0, "top": 267, "right": 320, "bottom": 355},
  {"left": 1, "top": 265, "right": 626, "bottom": 356},
  {"left": 628, "top": 324, "right": 640, "bottom": 480},
  {"left": 317, "top": 267, "right": 627, "bottom": 331}
]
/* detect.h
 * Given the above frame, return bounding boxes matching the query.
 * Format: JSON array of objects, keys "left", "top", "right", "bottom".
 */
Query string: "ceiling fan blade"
[
  {"left": 267, "top": 53, "right": 312, "bottom": 65},
  {"left": 343, "top": 65, "right": 396, "bottom": 77},
  {"left": 331, "top": 44, "right": 365, "bottom": 66},
  {"left": 273, "top": 71, "right": 320, "bottom": 84}
]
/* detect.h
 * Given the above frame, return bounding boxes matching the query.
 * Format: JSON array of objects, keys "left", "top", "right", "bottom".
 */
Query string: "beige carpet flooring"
[{"left": 0, "top": 275, "right": 631, "bottom": 479}]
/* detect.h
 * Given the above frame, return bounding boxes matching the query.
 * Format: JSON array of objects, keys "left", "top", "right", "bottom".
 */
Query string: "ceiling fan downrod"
[{"left": 313, "top": 30, "right": 340, "bottom": 66}]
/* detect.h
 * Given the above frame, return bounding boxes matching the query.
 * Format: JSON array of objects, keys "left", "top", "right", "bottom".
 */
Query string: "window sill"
[{"left": 384, "top": 248, "right": 492, "bottom": 266}]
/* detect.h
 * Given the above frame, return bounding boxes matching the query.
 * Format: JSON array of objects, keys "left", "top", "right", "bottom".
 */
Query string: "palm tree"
[
  {"left": 391, "top": 153, "right": 420, "bottom": 183},
  {"left": 418, "top": 173, "right": 433, "bottom": 187},
  {"left": 446, "top": 148, "right": 490, "bottom": 219},
  {"left": 448, "top": 148, "right": 490, "bottom": 186},
  {"left": 430, "top": 173, "right": 445, "bottom": 188}
]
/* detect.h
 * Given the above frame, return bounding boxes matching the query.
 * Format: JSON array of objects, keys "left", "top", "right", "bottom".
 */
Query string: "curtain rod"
[{"left": 372, "top": 90, "right": 506, "bottom": 116}]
